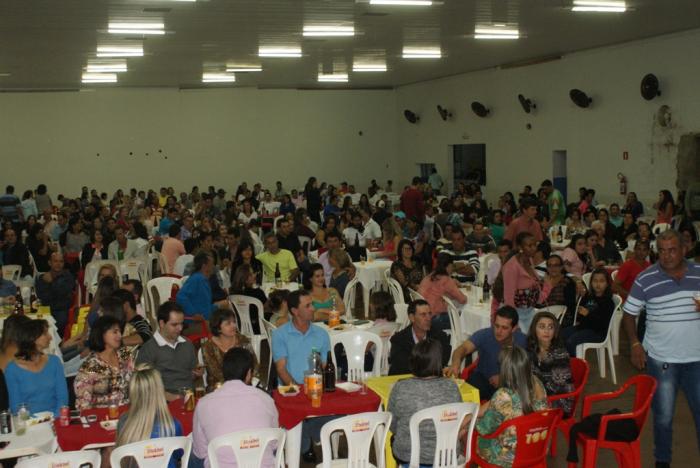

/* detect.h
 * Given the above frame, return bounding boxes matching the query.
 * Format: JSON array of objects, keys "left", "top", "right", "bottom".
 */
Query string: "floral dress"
[
  {"left": 201, "top": 335, "right": 255, "bottom": 391},
  {"left": 74, "top": 347, "right": 135, "bottom": 410},
  {"left": 528, "top": 347, "right": 574, "bottom": 415},
  {"left": 476, "top": 379, "right": 548, "bottom": 467}
]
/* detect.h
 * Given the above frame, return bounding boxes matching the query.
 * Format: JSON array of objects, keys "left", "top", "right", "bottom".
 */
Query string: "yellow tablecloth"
[{"left": 366, "top": 374, "right": 480, "bottom": 468}]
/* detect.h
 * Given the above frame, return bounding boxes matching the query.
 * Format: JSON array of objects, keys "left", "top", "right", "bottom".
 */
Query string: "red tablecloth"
[
  {"left": 273, "top": 386, "right": 381, "bottom": 429},
  {"left": 56, "top": 400, "right": 194, "bottom": 451}
]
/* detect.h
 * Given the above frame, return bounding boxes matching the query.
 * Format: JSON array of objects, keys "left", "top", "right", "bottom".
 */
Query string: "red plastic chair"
[
  {"left": 548, "top": 358, "right": 590, "bottom": 456},
  {"left": 567, "top": 375, "right": 657, "bottom": 468},
  {"left": 471, "top": 408, "right": 562, "bottom": 467},
  {"left": 460, "top": 357, "right": 479, "bottom": 381},
  {"left": 171, "top": 281, "right": 211, "bottom": 345}
]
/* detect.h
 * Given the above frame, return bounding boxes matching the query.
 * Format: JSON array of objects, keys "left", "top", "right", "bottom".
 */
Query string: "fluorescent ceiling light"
[
  {"left": 318, "top": 73, "right": 349, "bottom": 83},
  {"left": 96, "top": 45, "right": 143, "bottom": 57},
  {"left": 225, "top": 65, "right": 263, "bottom": 72},
  {"left": 202, "top": 73, "right": 236, "bottom": 83},
  {"left": 474, "top": 25, "right": 520, "bottom": 40},
  {"left": 353, "top": 63, "right": 387, "bottom": 72},
  {"left": 370, "top": 0, "right": 433, "bottom": 5},
  {"left": 82, "top": 73, "right": 117, "bottom": 83},
  {"left": 86, "top": 60, "right": 128, "bottom": 72},
  {"left": 108, "top": 22, "right": 165, "bottom": 35},
  {"left": 258, "top": 47, "right": 302, "bottom": 58},
  {"left": 402, "top": 47, "right": 441, "bottom": 58},
  {"left": 572, "top": 1, "right": 626, "bottom": 12},
  {"left": 303, "top": 25, "right": 355, "bottom": 37}
]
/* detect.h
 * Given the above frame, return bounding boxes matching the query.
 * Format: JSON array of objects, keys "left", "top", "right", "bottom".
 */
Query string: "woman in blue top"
[
  {"left": 5, "top": 319, "right": 68, "bottom": 415},
  {"left": 116, "top": 365, "right": 183, "bottom": 468}
]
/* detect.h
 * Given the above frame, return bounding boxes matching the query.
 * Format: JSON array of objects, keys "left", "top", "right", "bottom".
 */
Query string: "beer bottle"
[
  {"left": 324, "top": 351, "right": 336, "bottom": 392},
  {"left": 274, "top": 263, "right": 281, "bottom": 286}
]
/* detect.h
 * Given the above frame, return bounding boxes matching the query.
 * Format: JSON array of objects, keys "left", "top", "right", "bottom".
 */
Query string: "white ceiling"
[{"left": 1, "top": 0, "right": 699, "bottom": 90}]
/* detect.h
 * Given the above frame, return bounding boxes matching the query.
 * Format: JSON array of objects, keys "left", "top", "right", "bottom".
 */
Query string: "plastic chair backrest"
[
  {"left": 17, "top": 449, "right": 101, "bottom": 468},
  {"left": 409, "top": 402, "right": 479, "bottom": 467},
  {"left": 652, "top": 223, "right": 670, "bottom": 236},
  {"left": 229, "top": 295, "right": 265, "bottom": 339},
  {"left": 207, "top": 427, "right": 286, "bottom": 468},
  {"left": 581, "top": 272, "right": 592, "bottom": 291},
  {"left": 342, "top": 276, "right": 361, "bottom": 320},
  {"left": 442, "top": 295, "right": 464, "bottom": 348},
  {"left": 610, "top": 269, "right": 618, "bottom": 282},
  {"left": 110, "top": 436, "right": 192, "bottom": 468},
  {"left": 119, "top": 259, "right": 147, "bottom": 283},
  {"left": 626, "top": 375, "right": 658, "bottom": 431},
  {"left": 147, "top": 277, "right": 182, "bottom": 319},
  {"left": 548, "top": 358, "right": 589, "bottom": 418},
  {"left": 477, "top": 253, "right": 498, "bottom": 285},
  {"left": 320, "top": 412, "right": 392, "bottom": 468},
  {"left": 173, "top": 254, "right": 194, "bottom": 277},
  {"left": 1, "top": 264, "right": 21, "bottom": 281},
  {"left": 408, "top": 288, "right": 425, "bottom": 302},
  {"left": 386, "top": 277, "right": 406, "bottom": 305},
  {"left": 393, "top": 304, "right": 410, "bottom": 328},
  {"left": 368, "top": 321, "right": 401, "bottom": 376},
  {"left": 481, "top": 409, "right": 561, "bottom": 467},
  {"left": 84, "top": 259, "right": 121, "bottom": 288},
  {"left": 197, "top": 347, "right": 207, "bottom": 384},
  {"left": 330, "top": 330, "right": 383, "bottom": 381},
  {"left": 298, "top": 235, "right": 312, "bottom": 255},
  {"left": 272, "top": 215, "right": 284, "bottom": 234}
]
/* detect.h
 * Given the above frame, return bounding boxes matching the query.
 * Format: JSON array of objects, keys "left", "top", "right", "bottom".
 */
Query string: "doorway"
[
  {"left": 552, "top": 150, "right": 567, "bottom": 204},
  {"left": 452, "top": 144, "right": 486, "bottom": 190}
]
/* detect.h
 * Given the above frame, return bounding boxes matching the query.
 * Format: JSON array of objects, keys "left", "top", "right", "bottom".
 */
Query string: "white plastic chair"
[
  {"left": 120, "top": 258, "right": 147, "bottom": 283},
  {"left": 207, "top": 427, "right": 286, "bottom": 468},
  {"left": 229, "top": 295, "right": 266, "bottom": 360},
  {"left": 443, "top": 296, "right": 466, "bottom": 353},
  {"left": 110, "top": 436, "right": 192, "bottom": 468},
  {"left": 261, "top": 318, "right": 278, "bottom": 386},
  {"left": 298, "top": 235, "right": 312, "bottom": 255},
  {"left": 368, "top": 321, "right": 401, "bottom": 376},
  {"left": 533, "top": 305, "right": 567, "bottom": 322},
  {"left": 409, "top": 402, "right": 479, "bottom": 468},
  {"left": 272, "top": 215, "right": 284, "bottom": 234},
  {"left": 575, "top": 294, "right": 621, "bottom": 385},
  {"left": 342, "top": 276, "right": 361, "bottom": 321},
  {"left": 330, "top": 330, "right": 383, "bottom": 382},
  {"left": 319, "top": 412, "right": 392, "bottom": 468},
  {"left": 1, "top": 264, "right": 21, "bottom": 281},
  {"left": 408, "top": 288, "right": 425, "bottom": 302},
  {"left": 17, "top": 449, "right": 101, "bottom": 468},
  {"left": 581, "top": 272, "right": 592, "bottom": 291},
  {"left": 174, "top": 254, "right": 194, "bottom": 276},
  {"left": 652, "top": 223, "right": 670, "bottom": 236},
  {"left": 198, "top": 347, "right": 208, "bottom": 385},
  {"left": 610, "top": 294, "right": 624, "bottom": 356},
  {"left": 477, "top": 253, "right": 498, "bottom": 285},
  {"left": 393, "top": 304, "right": 410, "bottom": 329},
  {"left": 611, "top": 269, "right": 618, "bottom": 282},
  {"left": 146, "top": 276, "right": 183, "bottom": 327},
  {"left": 84, "top": 259, "right": 121, "bottom": 297},
  {"left": 386, "top": 277, "right": 406, "bottom": 305}
]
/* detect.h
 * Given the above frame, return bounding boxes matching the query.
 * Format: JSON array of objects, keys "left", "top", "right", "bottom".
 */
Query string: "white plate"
[
  {"left": 336, "top": 382, "right": 361, "bottom": 393},
  {"left": 27, "top": 411, "right": 53, "bottom": 426},
  {"left": 100, "top": 419, "right": 118, "bottom": 431},
  {"left": 278, "top": 385, "right": 300, "bottom": 397}
]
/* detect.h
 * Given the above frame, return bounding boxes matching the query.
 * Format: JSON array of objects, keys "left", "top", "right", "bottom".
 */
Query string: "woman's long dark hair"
[
  {"left": 659, "top": 190, "right": 675, "bottom": 212},
  {"left": 431, "top": 254, "right": 452, "bottom": 280},
  {"left": 526, "top": 311, "right": 564, "bottom": 355},
  {"left": 15, "top": 319, "right": 48, "bottom": 361}
]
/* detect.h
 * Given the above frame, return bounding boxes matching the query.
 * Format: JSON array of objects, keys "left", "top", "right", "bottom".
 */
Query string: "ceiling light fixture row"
[{"left": 571, "top": 1, "right": 626, "bottom": 13}]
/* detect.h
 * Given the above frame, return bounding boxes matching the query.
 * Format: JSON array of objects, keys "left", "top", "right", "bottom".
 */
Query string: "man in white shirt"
[
  {"left": 107, "top": 226, "right": 139, "bottom": 261},
  {"left": 360, "top": 207, "right": 381, "bottom": 241}
]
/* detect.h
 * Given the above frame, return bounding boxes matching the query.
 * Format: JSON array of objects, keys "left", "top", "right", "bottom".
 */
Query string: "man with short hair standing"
[
  {"left": 35, "top": 252, "right": 74, "bottom": 336},
  {"left": 541, "top": 179, "right": 565, "bottom": 226},
  {"left": 389, "top": 299, "right": 451, "bottom": 375},
  {"left": 400, "top": 176, "right": 425, "bottom": 220},
  {"left": 191, "top": 348, "right": 279, "bottom": 468},
  {"left": 503, "top": 199, "right": 544, "bottom": 243},
  {"left": 449, "top": 306, "right": 526, "bottom": 400},
  {"left": 136, "top": 301, "right": 201, "bottom": 400},
  {"left": 622, "top": 230, "right": 700, "bottom": 468}
]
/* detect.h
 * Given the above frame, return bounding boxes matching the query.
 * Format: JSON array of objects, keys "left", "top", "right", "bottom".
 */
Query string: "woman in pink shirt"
[
  {"left": 501, "top": 232, "right": 551, "bottom": 332},
  {"left": 418, "top": 254, "right": 467, "bottom": 331},
  {"left": 560, "top": 234, "right": 589, "bottom": 278}
]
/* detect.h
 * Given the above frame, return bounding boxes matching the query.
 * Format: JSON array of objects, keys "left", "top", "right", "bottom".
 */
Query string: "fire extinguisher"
[{"left": 618, "top": 173, "right": 627, "bottom": 195}]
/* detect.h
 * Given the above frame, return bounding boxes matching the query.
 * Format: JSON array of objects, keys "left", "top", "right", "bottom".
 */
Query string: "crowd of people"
[{"left": 0, "top": 176, "right": 698, "bottom": 468}]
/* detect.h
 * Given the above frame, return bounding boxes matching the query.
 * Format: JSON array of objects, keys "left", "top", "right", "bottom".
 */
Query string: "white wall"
[
  {"left": 395, "top": 28, "right": 700, "bottom": 210},
  {"left": 0, "top": 88, "right": 399, "bottom": 197}
]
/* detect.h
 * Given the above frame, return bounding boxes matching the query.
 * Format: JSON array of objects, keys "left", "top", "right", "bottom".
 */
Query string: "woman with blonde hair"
[
  {"left": 116, "top": 365, "right": 183, "bottom": 467},
  {"left": 375, "top": 217, "right": 402, "bottom": 260},
  {"left": 328, "top": 247, "right": 352, "bottom": 297}
]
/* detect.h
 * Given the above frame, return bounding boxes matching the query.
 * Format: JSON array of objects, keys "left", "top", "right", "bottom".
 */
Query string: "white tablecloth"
[
  {"left": 316, "top": 320, "right": 375, "bottom": 335},
  {"left": 459, "top": 299, "right": 492, "bottom": 337},
  {"left": 261, "top": 282, "right": 300, "bottom": 296},
  {"left": 0, "top": 421, "right": 56, "bottom": 460}
]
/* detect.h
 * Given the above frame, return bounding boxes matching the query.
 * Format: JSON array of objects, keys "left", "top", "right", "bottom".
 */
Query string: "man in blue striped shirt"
[{"left": 622, "top": 230, "right": 700, "bottom": 468}]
